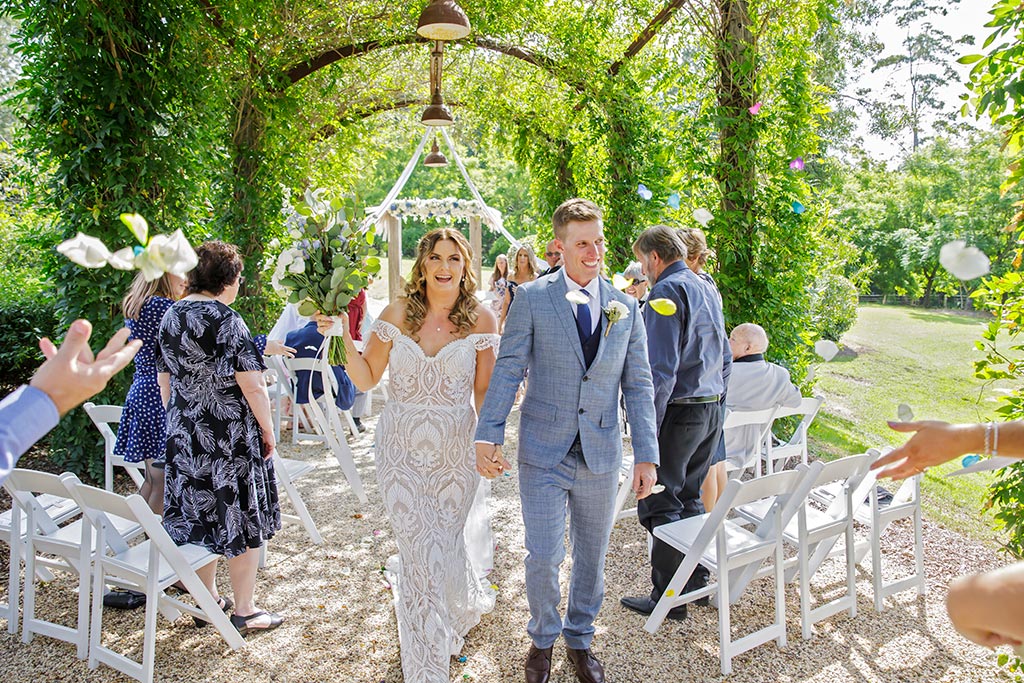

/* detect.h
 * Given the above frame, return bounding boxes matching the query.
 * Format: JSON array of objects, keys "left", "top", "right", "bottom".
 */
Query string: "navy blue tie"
[{"left": 575, "top": 291, "right": 592, "bottom": 342}]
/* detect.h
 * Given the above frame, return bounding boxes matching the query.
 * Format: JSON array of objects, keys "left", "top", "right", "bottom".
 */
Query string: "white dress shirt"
[{"left": 562, "top": 267, "right": 600, "bottom": 336}]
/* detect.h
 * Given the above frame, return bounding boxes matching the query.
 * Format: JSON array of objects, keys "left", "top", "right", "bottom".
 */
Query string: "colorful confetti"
[
  {"left": 637, "top": 183, "right": 653, "bottom": 201},
  {"left": 458, "top": 656, "right": 468, "bottom": 663},
  {"left": 692, "top": 208, "right": 713, "bottom": 226},
  {"left": 748, "top": 102, "right": 762, "bottom": 115},
  {"left": 961, "top": 454, "right": 982, "bottom": 468},
  {"left": 897, "top": 404, "right": 914, "bottom": 422},
  {"left": 667, "top": 192, "right": 680, "bottom": 209},
  {"left": 814, "top": 339, "right": 839, "bottom": 361},
  {"left": 789, "top": 157, "right": 805, "bottom": 171},
  {"left": 792, "top": 200, "right": 806, "bottom": 214}
]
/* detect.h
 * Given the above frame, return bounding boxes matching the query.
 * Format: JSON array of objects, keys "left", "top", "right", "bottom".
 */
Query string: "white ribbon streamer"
[{"left": 303, "top": 332, "right": 367, "bottom": 505}]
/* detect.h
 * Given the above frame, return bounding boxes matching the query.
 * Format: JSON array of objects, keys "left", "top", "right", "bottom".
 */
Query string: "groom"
[{"left": 476, "top": 198, "right": 659, "bottom": 683}]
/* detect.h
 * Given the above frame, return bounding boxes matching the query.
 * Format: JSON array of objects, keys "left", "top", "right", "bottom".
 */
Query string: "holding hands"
[{"left": 475, "top": 442, "right": 511, "bottom": 479}]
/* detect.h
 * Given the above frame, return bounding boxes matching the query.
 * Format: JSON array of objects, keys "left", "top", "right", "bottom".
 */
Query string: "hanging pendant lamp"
[
  {"left": 424, "top": 138, "right": 449, "bottom": 167},
  {"left": 417, "top": 0, "right": 471, "bottom": 41},
  {"left": 421, "top": 91, "right": 454, "bottom": 127}
]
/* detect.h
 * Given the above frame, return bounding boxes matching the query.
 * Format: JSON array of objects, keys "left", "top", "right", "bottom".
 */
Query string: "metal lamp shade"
[
  {"left": 424, "top": 139, "right": 448, "bottom": 167},
  {"left": 417, "top": 0, "right": 472, "bottom": 41},
  {"left": 421, "top": 92, "right": 454, "bottom": 127}
]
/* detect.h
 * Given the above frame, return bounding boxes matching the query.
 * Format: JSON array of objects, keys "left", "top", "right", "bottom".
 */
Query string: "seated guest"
[
  {"left": 622, "top": 261, "right": 648, "bottom": 309},
  {"left": 724, "top": 323, "right": 802, "bottom": 471},
  {"left": 285, "top": 320, "right": 357, "bottom": 412}
]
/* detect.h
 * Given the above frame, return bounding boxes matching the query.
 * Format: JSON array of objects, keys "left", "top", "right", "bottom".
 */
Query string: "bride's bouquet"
[{"left": 270, "top": 188, "right": 381, "bottom": 365}]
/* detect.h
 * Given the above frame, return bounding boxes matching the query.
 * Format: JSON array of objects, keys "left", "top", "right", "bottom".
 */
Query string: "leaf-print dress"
[{"left": 156, "top": 300, "right": 281, "bottom": 558}]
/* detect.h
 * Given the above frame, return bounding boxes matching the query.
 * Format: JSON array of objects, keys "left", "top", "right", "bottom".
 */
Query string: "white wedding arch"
[{"left": 360, "top": 127, "right": 521, "bottom": 301}]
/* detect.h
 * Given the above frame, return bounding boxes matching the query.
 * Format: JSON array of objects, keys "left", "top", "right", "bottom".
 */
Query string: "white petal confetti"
[
  {"left": 565, "top": 290, "right": 589, "bottom": 305},
  {"left": 897, "top": 403, "right": 914, "bottom": 422},
  {"left": 814, "top": 339, "right": 839, "bottom": 361},
  {"left": 692, "top": 208, "right": 714, "bottom": 227},
  {"left": 939, "top": 240, "right": 990, "bottom": 281}
]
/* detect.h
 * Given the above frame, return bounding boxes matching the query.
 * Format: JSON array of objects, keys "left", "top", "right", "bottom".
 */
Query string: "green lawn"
[{"left": 811, "top": 304, "right": 1013, "bottom": 546}]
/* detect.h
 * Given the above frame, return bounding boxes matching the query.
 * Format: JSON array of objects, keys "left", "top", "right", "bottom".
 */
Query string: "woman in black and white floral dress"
[{"left": 156, "top": 240, "right": 284, "bottom": 636}]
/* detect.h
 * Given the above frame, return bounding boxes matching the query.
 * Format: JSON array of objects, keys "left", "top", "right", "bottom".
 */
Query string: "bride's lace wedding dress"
[{"left": 371, "top": 319, "right": 498, "bottom": 683}]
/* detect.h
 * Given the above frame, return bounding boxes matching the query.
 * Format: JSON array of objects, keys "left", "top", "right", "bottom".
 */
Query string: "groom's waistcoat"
[{"left": 475, "top": 272, "right": 660, "bottom": 475}]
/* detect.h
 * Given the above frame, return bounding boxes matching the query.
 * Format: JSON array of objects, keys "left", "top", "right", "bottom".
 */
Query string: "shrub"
[
  {"left": 0, "top": 297, "right": 60, "bottom": 386},
  {"left": 811, "top": 273, "right": 858, "bottom": 342}
]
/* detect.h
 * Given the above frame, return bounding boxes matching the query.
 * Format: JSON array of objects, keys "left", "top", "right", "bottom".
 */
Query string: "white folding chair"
[
  {"left": 263, "top": 366, "right": 284, "bottom": 441},
  {"left": 611, "top": 453, "right": 637, "bottom": 525},
  {"left": 272, "top": 452, "right": 323, "bottom": 544},
  {"left": 0, "top": 478, "right": 80, "bottom": 635},
  {"left": 764, "top": 396, "right": 823, "bottom": 474},
  {"left": 735, "top": 453, "right": 875, "bottom": 639},
  {"left": 4, "top": 469, "right": 137, "bottom": 658},
  {"left": 721, "top": 406, "right": 778, "bottom": 478},
  {"left": 61, "top": 473, "right": 245, "bottom": 683},
  {"left": 644, "top": 463, "right": 821, "bottom": 675},
  {"left": 809, "top": 449, "right": 926, "bottom": 612},
  {"left": 83, "top": 403, "right": 145, "bottom": 492}
]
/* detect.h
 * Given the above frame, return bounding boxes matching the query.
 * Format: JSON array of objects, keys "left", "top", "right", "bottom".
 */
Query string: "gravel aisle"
[{"left": 0, "top": 408, "right": 1011, "bottom": 682}]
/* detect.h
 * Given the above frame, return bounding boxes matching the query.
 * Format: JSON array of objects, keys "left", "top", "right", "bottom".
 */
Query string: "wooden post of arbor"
[
  {"left": 382, "top": 211, "right": 403, "bottom": 303},
  {"left": 469, "top": 215, "right": 483, "bottom": 287}
]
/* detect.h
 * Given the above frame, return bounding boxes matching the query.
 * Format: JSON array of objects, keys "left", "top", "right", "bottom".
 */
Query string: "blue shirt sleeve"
[
  {"left": 645, "top": 281, "right": 686, "bottom": 431},
  {"left": 0, "top": 385, "right": 60, "bottom": 485}
]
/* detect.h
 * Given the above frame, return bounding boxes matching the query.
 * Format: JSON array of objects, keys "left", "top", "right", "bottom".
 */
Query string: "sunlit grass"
[{"left": 810, "top": 304, "right": 1013, "bottom": 547}]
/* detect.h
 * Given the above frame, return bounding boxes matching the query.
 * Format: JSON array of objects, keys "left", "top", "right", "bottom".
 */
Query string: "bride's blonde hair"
[{"left": 402, "top": 228, "right": 479, "bottom": 341}]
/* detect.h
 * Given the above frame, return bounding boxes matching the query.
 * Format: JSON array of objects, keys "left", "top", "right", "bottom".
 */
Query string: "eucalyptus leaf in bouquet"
[{"left": 270, "top": 188, "right": 381, "bottom": 364}]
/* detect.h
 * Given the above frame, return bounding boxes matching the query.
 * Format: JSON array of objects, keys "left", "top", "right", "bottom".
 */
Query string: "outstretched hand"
[
  {"left": 871, "top": 420, "right": 972, "bottom": 479},
  {"left": 32, "top": 319, "right": 142, "bottom": 416},
  {"left": 264, "top": 339, "right": 296, "bottom": 358},
  {"left": 475, "top": 442, "right": 511, "bottom": 479}
]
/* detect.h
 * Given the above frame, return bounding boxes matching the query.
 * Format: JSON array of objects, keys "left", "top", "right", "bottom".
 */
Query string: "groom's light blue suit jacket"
[{"left": 476, "top": 271, "right": 659, "bottom": 475}]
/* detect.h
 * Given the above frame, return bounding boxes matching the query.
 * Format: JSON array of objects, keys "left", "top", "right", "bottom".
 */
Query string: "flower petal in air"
[
  {"left": 119, "top": 213, "right": 149, "bottom": 245},
  {"left": 612, "top": 273, "right": 632, "bottom": 290},
  {"left": 648, "top": 298, "right": 677, "bottom": 316},
  {"left": 805, "top": 366, "right": 815, "bottom": 383},
  {"left": 637, "top": 183, "right": 653, "bottom": 201},
  {"left": 565, "top": 290, "right": 589, "bottom": 306},
  {"left": 108, "top": 246, "right": 136, "bottom": 270},
  {"left": 961, "top": 454, "right": 981, "bottom": 468},
  {"left": 155, "top": 229, "right": 199, "bottom": 276},
  {"left": 939, "top": 240, "right": 990, "bottom": 281},
  {"left": 789, "top": 157, "right": 805, "bottom": 171},
  {"left": 792, "top": 201, "right": 806, "bottom": 214},
  {"left": 748, "top": 102, "right": 762, "bottom": 115},
  {"left": 692, "top": 208, "right": 713, "bottom": 227},
  {"left": 897, "top": 403, "right": 914, "bottom": 422},
  {"left": 57, "top": 232, "right": 112, "bottom": 268},
  {"left": 667, "top": 192, "right": 680, "bottom": 209},
  {"left": 814, "top": 339, "right": 839, "bottom": 361}
]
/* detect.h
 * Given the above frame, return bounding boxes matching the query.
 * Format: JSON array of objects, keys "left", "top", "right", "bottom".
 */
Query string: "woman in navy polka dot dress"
[
  {"left": 115, "top": 271, "right": 187, "bottom": 513},
  {"left": 116, "top": 271, "right": 295, "bottom": 515}
]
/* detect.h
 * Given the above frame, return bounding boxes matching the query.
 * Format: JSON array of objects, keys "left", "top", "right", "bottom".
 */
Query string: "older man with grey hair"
[{"left": 724, "top": 323, "right": 803, "bottom": 470}]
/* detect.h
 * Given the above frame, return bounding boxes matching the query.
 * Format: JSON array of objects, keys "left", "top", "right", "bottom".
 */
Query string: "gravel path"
[{"left": 0, "top": 407, "right": 1012, "bottom": 682}]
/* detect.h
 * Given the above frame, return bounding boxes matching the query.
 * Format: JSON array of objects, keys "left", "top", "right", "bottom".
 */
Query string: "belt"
[{"left": 669, "top": 395, "right": 720, "bottom": 405}]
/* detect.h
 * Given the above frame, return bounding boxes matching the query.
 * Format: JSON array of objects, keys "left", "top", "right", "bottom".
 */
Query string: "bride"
[{"left": 318, "top": 227, "right": 498, "bottom": 682}]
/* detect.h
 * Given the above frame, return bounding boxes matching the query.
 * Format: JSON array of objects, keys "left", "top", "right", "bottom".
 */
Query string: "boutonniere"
[{"left": 603, "top": 300, "right": 630, "bottom": 337}]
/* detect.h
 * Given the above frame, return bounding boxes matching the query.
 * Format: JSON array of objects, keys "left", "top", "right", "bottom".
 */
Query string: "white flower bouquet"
[{"left": 271, "top": 188, "right": 381, "bottom": 364}]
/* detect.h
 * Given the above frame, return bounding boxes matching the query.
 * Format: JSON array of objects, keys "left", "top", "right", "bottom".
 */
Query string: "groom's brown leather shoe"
[
  {"left": 566, "top": 647, "right": 605, "bottom": 683},
  {"left": 525, "top": 644, "right": 552, "bottom": 683}
]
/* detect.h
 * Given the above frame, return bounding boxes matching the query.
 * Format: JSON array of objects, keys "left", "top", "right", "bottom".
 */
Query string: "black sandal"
[
  {"left": 230, "top": 610, "right": 284, "bottom": 636},
  {"left": 193, "top": 596, "right": 233, "bottom": 628}
]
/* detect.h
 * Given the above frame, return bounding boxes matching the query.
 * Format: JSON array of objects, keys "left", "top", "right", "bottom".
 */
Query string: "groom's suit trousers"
[{"left": 519, "top": 438, "right": 617, "bottom": 650}]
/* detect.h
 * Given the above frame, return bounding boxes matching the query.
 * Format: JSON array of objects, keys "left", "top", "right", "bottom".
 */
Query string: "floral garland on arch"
[{"left": 387, "top": 197, "right": 494, "bottom": 223}]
